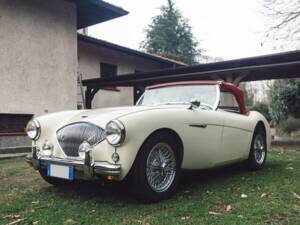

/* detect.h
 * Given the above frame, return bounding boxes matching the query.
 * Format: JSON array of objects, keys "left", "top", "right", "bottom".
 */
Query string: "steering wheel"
[{"left": 200, "top": 103, "right": 213, "bottom": 110}]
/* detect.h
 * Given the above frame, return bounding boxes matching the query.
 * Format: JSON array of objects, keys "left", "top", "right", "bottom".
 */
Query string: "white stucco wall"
[
  {"left": 0, "top": 0, "right": 77, "bottom": 116},
  {"left": 78, "top": 41, "right": 163, "bottom": 108}
]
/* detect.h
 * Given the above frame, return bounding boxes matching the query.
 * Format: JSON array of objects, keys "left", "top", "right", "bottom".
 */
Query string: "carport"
[{"left": 82, "top": 50, "right": 300, "bottom": 109}]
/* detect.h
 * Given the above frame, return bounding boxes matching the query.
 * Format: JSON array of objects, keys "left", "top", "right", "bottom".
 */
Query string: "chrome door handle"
[{"left": 189, "top": 124, "right": 207, "bottom": 128}]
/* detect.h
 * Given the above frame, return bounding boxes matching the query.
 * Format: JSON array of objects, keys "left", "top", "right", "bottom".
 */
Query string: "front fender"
[
  {"left": 111, "top": 108, "right": 187, "bottom": 180},
  {"left": 249, "top": 111, "right": 271, "bottom": 151}
]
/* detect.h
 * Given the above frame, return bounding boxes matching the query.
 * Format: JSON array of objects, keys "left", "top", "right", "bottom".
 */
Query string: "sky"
[{"left": 88, "top": 0, "right": 285, "bottom": 61}]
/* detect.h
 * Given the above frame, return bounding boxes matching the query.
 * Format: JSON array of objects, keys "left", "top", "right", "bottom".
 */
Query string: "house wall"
[
  {"left": 0, "top": 0, "right": 77, "bottom": 116},
  {"left": 78, "top": 41, "right": 163, "bottom": 108}
]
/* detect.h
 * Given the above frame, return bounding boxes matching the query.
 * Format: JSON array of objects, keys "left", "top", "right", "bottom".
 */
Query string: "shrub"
[
  {"left": 270, "top": 78, "right": 300, "bottom": 123},
  {"left": 278, "top": 116, "right": 300, "bottom": 134}
]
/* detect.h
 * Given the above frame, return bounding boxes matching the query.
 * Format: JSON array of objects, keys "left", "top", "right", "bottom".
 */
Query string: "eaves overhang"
[
  {"left": 78, "top": 34, "right": 185, "bottom": 67},
  {"left": 65, "top": 0, "right": 128, "bottom": 29}
]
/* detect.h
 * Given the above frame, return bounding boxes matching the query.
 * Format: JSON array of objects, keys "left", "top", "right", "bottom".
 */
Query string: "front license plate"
[{"left": 47, "top": 164, "right": 74, "bottom": 180}]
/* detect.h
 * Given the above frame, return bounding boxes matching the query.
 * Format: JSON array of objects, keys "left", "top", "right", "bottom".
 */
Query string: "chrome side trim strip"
[
  {"left": 188, "top": 123, "right": 252, "bottom": 132},
  {"left": 224, "top": 124, "right": 252, "bottom": 133}
]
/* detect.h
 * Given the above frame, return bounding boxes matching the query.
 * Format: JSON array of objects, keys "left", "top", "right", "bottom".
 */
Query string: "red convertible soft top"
[
  {"left": 147, "top": 80, "right": 249, "bottom": 115},
  {"left": 221, "top": 82, "right": 249, "bottom": 115}
]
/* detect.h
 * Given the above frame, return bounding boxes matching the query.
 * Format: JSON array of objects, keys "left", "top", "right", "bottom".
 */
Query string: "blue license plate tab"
[{"left": 47, "top": 164, "right": 74, "bottom": 180}]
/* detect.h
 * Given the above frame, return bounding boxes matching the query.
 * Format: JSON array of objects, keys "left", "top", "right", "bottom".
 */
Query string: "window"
[
  {"left": 219, "top": 91, "right": 240, "bottom": 113},
  {"left": 0, "top": 113, "right": 33, "bottom": 134},
  {"left": 100, "top": 63, "right": 117, "bottom": 78}
]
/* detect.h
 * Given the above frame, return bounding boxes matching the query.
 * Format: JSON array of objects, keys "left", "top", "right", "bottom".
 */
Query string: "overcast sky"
[{"left": 89, "top": 0, "right": 285, "bottom": 61}]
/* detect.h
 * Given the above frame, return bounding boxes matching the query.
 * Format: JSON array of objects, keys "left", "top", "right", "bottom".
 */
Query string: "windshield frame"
[{"left": 136, "top": 84, "right": 221, "bottom": 110}]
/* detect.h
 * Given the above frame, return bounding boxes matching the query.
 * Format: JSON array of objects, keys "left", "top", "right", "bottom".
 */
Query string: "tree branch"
[{"left": 272, "top": 12, "right": 300, "bottom": 29}]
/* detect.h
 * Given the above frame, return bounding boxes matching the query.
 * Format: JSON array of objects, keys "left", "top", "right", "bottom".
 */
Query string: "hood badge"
[{"left": 81, "top": 115, "right": 88, "bottom": 118}]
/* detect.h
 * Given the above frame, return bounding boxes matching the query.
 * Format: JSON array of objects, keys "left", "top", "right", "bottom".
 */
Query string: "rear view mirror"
[{"left": 188, "top": 99, "right": 200, "bottom": 110}]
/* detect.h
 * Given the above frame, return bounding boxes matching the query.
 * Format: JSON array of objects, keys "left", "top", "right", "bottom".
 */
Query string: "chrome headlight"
[
  {"left": 26, "top": 119, "right": 41, "bottom": 140},
  {"left": 105, "top": 120, "right": 125, "bottom": 146}
]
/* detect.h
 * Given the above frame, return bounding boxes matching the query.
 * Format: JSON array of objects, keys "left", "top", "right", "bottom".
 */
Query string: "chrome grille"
[{"left": 56, "top": 122, "right": 106, "bottom": 157}]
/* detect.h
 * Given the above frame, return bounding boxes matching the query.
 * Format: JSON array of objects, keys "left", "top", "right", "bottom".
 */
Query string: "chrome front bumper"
[{"left": 25, "top": 147, "right": 121, "bottom": 178}]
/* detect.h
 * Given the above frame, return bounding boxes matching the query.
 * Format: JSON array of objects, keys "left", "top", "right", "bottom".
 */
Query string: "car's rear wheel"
[
  {"left": 246, "top": 126, "right": 267, "bottom": 170},
  {"left": 130, "top": 132, "right": 181, "bottom": 202},
  {"left": 39, "top": 169, "right": 73, "bottom": 186}
]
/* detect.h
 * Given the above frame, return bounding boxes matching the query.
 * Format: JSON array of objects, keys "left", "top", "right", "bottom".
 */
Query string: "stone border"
[
  {"left": 271, "top": 140, "right": 300, "bottom": 146},
  {"left": 0, "top": 152, "right": 29, "bottom": 160},
  {"left": 0, "top": 146, "right": 31, "bottom": 154}
]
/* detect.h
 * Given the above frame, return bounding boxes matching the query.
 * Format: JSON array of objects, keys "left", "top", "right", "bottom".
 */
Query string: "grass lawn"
[{"left": 0, "top": 150, "right": 299, "bottom": 225}]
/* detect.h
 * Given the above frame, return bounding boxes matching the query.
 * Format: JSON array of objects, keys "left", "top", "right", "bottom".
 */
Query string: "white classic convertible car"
[{"left": 26, "top": 80, "right": 270, "bottom": 202}]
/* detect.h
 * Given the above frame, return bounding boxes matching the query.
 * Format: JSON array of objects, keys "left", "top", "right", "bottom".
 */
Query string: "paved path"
[{"left": 0, "top": 152, "right": 28, "bottom": 160}]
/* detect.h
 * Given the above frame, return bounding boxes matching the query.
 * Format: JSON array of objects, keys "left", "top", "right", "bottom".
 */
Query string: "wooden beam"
[
  {"left": 83, "top": 60, "right": 300, "bottom": 88},
  {"left": 85, "top": 87, "right": 92, "bottom": 109}
]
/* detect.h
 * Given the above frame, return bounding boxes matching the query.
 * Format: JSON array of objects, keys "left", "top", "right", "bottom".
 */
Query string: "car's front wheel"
[{"left": 130, "top": 132, "right": 182, "bottom": 202}]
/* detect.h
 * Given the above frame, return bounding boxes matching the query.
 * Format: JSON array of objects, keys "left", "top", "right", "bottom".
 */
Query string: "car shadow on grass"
[
  {"left": 185, "top": 157, "right": 283, "bottom": 182},
  {"left": 180, "top": 161, "right": 261, "bottom": 185},
  {"left": 41, "top": 179, "right": 135, "bottom": 204},
  {"left": 39, "top": 160, "right": 279, "bottom": 204}
]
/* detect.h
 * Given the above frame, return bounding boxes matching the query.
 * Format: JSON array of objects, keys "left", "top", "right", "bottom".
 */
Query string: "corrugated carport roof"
[
  {"left": 66, "top": 0, "right": 128, "bottom": 29},
  {"left": 82, "top": 50, "right": 300, "bottom": 88}
]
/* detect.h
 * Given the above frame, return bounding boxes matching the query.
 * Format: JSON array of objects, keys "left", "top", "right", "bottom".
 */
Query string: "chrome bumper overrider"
[{"left": 25, "top": 147, "right": 121, "bottom": 178}]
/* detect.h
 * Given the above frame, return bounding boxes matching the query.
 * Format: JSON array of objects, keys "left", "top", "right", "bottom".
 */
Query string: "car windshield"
[{"left": 137, "top": 84, "right": 219, "bottom": 108}]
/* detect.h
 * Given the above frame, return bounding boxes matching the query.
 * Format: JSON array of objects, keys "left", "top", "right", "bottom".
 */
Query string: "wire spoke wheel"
[
  {"left": 146, "top": 142, "right": 176, "bottom": 192},
  {"left": 253, "top": 134, "right": 266, "bottom": 164}
]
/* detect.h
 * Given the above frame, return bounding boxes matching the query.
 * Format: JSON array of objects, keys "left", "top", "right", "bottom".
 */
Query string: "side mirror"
[{"left": 188, "top": 99, "right": 200, "bottom": 110}]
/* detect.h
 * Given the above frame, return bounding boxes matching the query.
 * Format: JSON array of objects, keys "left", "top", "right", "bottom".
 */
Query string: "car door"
[
  {"left": 181, "top": 108, "right": 224, "bottom": 169},
  {"left": 216, "top": 91, "right": 253, "bottom": 165}
]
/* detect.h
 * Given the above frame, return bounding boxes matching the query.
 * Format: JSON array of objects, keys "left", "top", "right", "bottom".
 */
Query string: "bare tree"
[{"left": 262, "top": 0, "right": 300, "bottom": 48}]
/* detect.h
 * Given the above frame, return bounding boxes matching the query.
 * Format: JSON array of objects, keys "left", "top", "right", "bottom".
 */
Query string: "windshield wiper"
[{"left": 153, "top": 102, "right": 190, "bottom": 106}]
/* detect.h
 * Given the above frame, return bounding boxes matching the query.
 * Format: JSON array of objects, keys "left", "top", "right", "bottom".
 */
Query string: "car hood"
[{"left": 63, "top": 105, "right": 185, "bottom": 128}]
